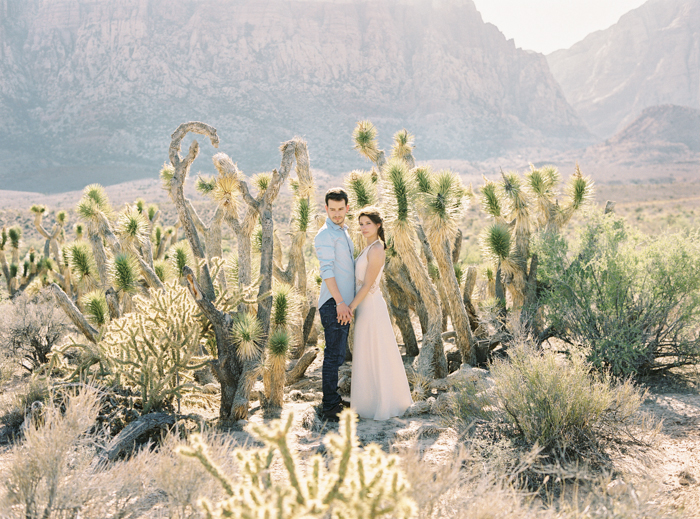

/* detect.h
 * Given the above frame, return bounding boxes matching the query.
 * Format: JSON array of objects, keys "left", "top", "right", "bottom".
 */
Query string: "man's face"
[{"left": 325, "top": 199, "right": 349, "bottom": 226}]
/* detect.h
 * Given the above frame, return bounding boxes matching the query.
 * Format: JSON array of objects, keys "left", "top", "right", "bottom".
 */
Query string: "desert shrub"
[
  {"left": 178, "top": 409, "right": 416, "bottom": 519},
  {"left": 2, "top": 388, "right": 102, "bottom": 518},
  {"left": 490, "top": 343, "right": 647, "bottom": 457},
  {"left": 534, "top": 212, "right": 700, "bottom": 377},
  {"left": 447, "top": 341, "right": 649, "bottom": 464},
  {"left": 0, "top": 291, "right": 69, "bottom": 371}
]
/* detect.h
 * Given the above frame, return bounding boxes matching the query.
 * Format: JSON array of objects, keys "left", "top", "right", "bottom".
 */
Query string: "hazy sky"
[{"left": 472, "top": 0, "right": 648, "bottom": 54}]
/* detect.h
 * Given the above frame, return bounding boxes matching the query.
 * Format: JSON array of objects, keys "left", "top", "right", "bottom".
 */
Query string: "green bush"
[
  {"left": 534, "top": 211, "right": 700, "bottom": 377},
  {"left": 491, "top": 343, "right": 646, "bottom": 455},
  {"left": 448, "top": 341, "right": 648, "bottom": 462}
]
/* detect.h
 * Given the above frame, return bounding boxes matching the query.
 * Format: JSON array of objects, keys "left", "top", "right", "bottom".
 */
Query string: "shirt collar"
[{"left": 325, "top": 216, "right": 348, "bottom": 231}]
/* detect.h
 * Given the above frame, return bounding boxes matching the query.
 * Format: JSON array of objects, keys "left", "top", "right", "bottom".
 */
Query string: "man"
[{"left": 314, "top": 187, "right": 355, "bottom": 421}]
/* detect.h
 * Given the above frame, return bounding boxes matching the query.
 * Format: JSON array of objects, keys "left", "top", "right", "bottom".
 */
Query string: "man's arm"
[
  {"left": 324, "top": 277, "right": 353, "bottom": 325},
  {"left": 314, "top": 230, "right": 353, "bottom": 324}
]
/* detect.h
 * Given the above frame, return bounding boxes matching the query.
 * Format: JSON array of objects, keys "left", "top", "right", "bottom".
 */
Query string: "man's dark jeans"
[{"left": 319, "top": 299, "right": 350, "bottom": 413}]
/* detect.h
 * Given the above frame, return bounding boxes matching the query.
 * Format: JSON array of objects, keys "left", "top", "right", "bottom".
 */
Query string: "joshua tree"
[
  {"left": 382, "top": 159, "right": 447, "bottom": 378},
  {"left": 418, "top": 168, "right": 477, "bottom": 365},
  {"left": 172, "top": 122, "right": 312, "bottom": 417},
  {"left": 478, "top": 164, "right": 594, "bottom": 327}
]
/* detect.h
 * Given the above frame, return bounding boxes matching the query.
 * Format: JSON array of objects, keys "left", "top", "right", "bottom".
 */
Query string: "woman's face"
[{"left": 359, "top": 215, "right": 381, "bottom": 240}]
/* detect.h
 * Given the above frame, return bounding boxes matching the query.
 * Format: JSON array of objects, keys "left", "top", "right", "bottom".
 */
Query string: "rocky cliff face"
[
  {"left": 0, "top": 0, "right": 589, "bottom": 192},
  {"left": 547, "top": 0, "right": 700, "bottom": 139}
]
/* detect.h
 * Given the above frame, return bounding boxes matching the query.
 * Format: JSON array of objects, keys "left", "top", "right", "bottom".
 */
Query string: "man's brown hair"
[{"left": 325, "top": 187, "right": 349, "bottom": 206}]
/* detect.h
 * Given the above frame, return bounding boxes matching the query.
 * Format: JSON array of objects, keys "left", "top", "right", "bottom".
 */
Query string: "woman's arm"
[{"left": 349, "top": 245, "right": 385, "bottom": 312}]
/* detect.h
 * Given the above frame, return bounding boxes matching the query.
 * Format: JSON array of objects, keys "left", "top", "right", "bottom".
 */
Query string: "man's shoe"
[{"left": 321, "top": 403, "right": 344, "bottom": 422}]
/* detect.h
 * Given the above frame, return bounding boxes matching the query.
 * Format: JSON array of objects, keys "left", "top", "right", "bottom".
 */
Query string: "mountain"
[
  {"left": 547, "top": 0, "right": 700, "bottom": 139},
  {"left": 571, "top": 104, "right": 700, "bottom": 183},
  {"left": 608, "top": 104, "right": 700, "bottom": 153},
  {"left": 0, "top": 0, "right": 590, "bottom": 193}
]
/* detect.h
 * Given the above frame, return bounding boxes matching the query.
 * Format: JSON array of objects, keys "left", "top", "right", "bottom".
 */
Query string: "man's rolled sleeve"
[{"left": 315, "top": 232, "right": 336, "bottom": 280}]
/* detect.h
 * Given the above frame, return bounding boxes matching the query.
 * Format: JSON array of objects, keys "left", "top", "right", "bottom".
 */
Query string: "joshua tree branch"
[
  {"left": 168, "top": 122, "right": 219, "bottom": 301},
  {"left": 50, "top": 283, "right": 99, "bottom": 343}
]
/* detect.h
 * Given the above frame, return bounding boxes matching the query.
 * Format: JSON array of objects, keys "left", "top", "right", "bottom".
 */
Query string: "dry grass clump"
[
  {"left": 0, "top": 386, "right": 237, "bottom": 518},
  {"left": 399, "top": 442, "right": 676, "bottom": 519},
  {"left": 3, "top": 387, "right": 102, "bottom": 518}
]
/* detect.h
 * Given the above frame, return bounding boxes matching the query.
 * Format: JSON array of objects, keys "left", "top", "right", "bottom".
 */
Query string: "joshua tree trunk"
[
  {"left": 431, "top": 238, "right": 476, "bottom": 366},
  {"left": 384, "top": 264, "right": 420, "bottom": 357},
  {"left": 0, "top": 251, "right": 11, "bottom": 295},
  {"left": 393, "top": 231, "right": 447, "bottom": 378},
  {"left": 212, "top": 139, "right": 300, "bottom": 415},
  {"left": 462, "top": 266, "right": 484, "bottom": 336},
  {"left": 182, "top": 267, "right": 242, "bottom": 421}
]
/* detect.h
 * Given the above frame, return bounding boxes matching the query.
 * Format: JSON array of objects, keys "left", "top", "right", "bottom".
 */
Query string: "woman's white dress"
[{"left": 351, "top": 240, "right": 413, "bottom": 420}]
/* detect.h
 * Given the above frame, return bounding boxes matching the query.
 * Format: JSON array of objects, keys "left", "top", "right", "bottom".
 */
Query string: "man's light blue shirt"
[{"left": 314, "top": 217, "right": 355, "bottom": 308}]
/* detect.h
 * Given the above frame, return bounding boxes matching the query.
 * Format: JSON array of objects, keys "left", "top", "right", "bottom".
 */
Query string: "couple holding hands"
[{"left": 314, "top": 188, "right": 412, "bottom": 422}]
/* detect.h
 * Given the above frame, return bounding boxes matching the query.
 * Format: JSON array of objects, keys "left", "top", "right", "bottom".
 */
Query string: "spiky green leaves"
[
  {"left": 480, "top": 180, "right": 502, "bottom": 219},
  {"left": 116, "top": 206, "right": 149, "bottom": 248},
  {"left": 271, "top": 284, "right": 300, "bottom": 331},
  {"left": 421, "top": 170, "right": 465, "bottom": 242},
  {"left": 391, "top": 129, "right": 415, "bottom": 162},
  {"left": 8, "top": 227, "right": 21, "bottom": 249},
  {"left": 414, "top": 167, "right": 433, "bottom": 194},
  {"left": 9, "top": 264, "right": 18, "bottom": 278},
  {"left": 147, "top": 205, "right": 158, "bottom": 222},
  {"left": 353, "top": 120, "right": 380, "bottom": 162},
  {"left": 231, "top": 312, "right": 263, "bottom": 361},
  {"left": 56, "top": 210, "right": 67, "bottom": 225},
  {"left": 30, "top": 204, "right": 46, "bottom": 215},
  {"left": 77, "top": 184, "right": 112, "bottom": 232},
  {"left": 74, "top": 224, "right": 84, "bottom": 240},
  {"left": 68, "top": 242, "right": 98, "bottom": 288},
  {"left": 1, "top": 228, "right": 6, "bottom": 250},
  {"left": 83, "top": 184, "right": 112, "bottom": 214},
  {"left": 153, "top": 260, "right": 171, "bottom": 283},
  {"left": 292, "top": 198, "right": 312, "bottom": 233},
  {"left": 480, "top": 222, "right": 513, "bottom": 264},
  {"left": 252, "top": 173, "right": 272, "bottom": 195},
  {"left": 169, "top": 241, "right": 193, "bottom": 278},
  {"left": 382, "top": 159, "right": 414, "bottom": 225},
  {"left": 196, "top": 175, "right": 216, "bottom": 194},
  {"left": 268, "top": 328, "right": 290, "bottom": 358},
  {"left": 37, "top": 257, "right": 54, "bottom": 272},
  {"left": 81, "top": 290, "right": 110, "bottom": 326},
  {"left": 567, "top": 165, "right": 594, "bottom": 210},
  {"left": 160, "top": 163, "right": 175, "bottom": 190},
  {"left": 110, "top": 253, "right": 140, "bottom": 294},
  {"left": 345, "top": 170, "right": 377, "bottom": 210}
]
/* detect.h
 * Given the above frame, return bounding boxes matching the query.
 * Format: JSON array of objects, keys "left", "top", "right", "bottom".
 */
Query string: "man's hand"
[{"left": 336, "top": 302, "right": 353, "bottom": 325}]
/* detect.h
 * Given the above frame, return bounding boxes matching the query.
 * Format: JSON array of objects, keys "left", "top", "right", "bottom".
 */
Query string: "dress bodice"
[{"left": 355, "top": 240, "right": 384, "bottom": 295}]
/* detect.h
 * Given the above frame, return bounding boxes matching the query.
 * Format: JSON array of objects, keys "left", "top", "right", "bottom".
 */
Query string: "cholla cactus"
[
  {"left": 100, "top": 282, "right": 207, "bottom": 413},
  {"left": 178, "top": 409, "right": 416, "bottom": 519}
]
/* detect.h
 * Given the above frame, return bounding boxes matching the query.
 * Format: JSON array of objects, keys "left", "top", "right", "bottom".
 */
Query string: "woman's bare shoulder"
[{"left": 367, "top": 242, "right": 386, "bottom": 262}]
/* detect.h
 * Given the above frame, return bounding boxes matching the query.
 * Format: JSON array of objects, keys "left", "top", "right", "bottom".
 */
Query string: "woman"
[{"left": 348, "top": 207, "right": 413, "bottom": 420}]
